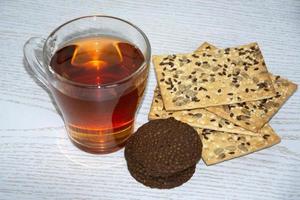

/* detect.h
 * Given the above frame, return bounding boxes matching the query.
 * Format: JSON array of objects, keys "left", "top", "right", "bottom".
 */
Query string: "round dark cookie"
[
  {"left": 125, "top": 118, "right": 202, "bottom": 176},
  {"left": 127, "top": 158, "right": 196, "bottom": 189}
]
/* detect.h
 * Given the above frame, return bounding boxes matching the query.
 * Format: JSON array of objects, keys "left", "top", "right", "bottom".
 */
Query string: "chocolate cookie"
[
  {"left": 125, "top": 118, "right": 202, "bottom": 179},
  {"left": 127, "top": 159, "right": 195, "bottom": 189}
]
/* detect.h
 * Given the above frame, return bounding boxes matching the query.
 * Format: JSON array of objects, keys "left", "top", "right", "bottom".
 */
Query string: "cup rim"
[{"left": 43, "top": 15, "right": 151, "bottom": 88}]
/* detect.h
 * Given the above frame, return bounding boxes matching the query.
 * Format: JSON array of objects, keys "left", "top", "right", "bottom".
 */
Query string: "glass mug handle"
[{"left": 24, "top": 37, "right": 50, "bottom": 89}]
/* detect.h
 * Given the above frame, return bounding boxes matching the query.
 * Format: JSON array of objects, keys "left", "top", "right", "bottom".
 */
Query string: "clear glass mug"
[{"left": 24, "top": 16, "right": 151, "bottom": 154}]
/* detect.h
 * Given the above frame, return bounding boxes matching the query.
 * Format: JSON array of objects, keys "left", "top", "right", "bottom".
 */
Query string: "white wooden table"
[{"left": 1, "top": 1, "right": 300, "bottom": 199}]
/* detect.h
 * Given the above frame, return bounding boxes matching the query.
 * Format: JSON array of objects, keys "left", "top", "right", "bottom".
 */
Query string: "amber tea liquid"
[{"left": 49, "top": 36, "right": 147, "bottom": 153}]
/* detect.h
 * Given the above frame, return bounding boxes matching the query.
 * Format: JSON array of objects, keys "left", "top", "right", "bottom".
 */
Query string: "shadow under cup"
[{"left": 24, "top": 16, "right": 151, "bottom": 154}]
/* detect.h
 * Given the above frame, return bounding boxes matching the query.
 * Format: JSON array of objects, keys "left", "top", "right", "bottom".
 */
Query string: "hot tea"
[{"left": 49, "top": 36, "right": 147, "bottom": 153}]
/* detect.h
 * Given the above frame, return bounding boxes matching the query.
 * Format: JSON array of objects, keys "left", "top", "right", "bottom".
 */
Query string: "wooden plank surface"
[{"left": 0, "top": 0, "right": 300, "bottom": 199}]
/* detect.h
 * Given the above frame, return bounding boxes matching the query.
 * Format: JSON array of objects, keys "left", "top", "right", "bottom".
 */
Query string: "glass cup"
[{"left": 24, "top": 15, "right": 151, "bottom": 154}]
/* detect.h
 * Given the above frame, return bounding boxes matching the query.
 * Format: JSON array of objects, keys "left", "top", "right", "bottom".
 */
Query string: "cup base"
[
  {"left": 66, "top": 124, "right": 133, "bottom": 154},
  {"left": 69, "top": 137, "right": 127, "bottom": 154}
]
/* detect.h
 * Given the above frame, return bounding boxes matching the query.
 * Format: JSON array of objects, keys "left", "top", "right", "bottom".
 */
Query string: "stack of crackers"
[{"left": 149, "top": 42, "right": 297, "bottom": 165}]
